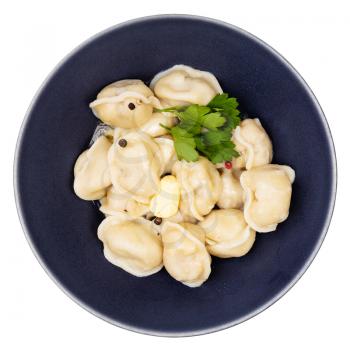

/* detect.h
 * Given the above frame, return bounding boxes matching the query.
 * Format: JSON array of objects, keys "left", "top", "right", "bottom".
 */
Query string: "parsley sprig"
[{"left": 159, "top": 93, "right": 241, "bottom": 163}]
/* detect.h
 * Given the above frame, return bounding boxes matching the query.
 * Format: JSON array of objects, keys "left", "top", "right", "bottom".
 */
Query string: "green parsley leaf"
[
  {"left": 177, "top": 105, "right": 210, "bottom": 123},
  {"left": 169, "top": 125, "right": 193, "bottom": 139},
  {"left": 169, "top": 126, "right": 199, "bottom": 162},
  {"left": 194, "top": 135, "right": 206, "bottom": 152},
  {"left": 221, "top": 111, "right": 241, "bottom": 132},
  {"left": 177, "top": 119, "right": 201, "bottom": 135},
  {"left": 202, "top": 130, "right": 232, "bottom": 145},
  {"left": 174, "top": 141, "right": 199, "bottom": 162},
  {"left": 208, "top": 93, "right": 240, "bottom": 132},
  {"left": 202, "top": 142, "right": 239, "bottom": 164},
  {"left": 208, "top": 93, "right": 239, "bottom": 112},
  {"left": 159, "top": 93, "right": 242, "bottom": 164},
  {"left": 200, "top": 112, "right": 226, "bottom": 130}
]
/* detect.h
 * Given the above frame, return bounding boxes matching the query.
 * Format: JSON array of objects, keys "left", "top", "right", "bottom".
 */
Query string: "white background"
[{"left": 1, "top": 0, "right": 349, "bottom": 349}]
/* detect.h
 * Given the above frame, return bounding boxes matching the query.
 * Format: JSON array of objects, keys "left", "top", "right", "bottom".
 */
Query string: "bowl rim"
[{"left": 13, "top": 14, "right": 337, "bottom": 337}]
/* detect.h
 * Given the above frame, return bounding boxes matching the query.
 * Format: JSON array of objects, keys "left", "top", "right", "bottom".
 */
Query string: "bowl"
[{"left": 14, "top": 15, "right": 336, "bottom": 336}]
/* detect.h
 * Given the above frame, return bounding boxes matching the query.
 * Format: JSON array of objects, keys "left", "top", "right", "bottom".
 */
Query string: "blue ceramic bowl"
[{"left": 14, "top": 15, "right": 336, "bottom": 336}]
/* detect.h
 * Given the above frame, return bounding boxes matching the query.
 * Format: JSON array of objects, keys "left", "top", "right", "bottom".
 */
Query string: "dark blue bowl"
[{"left": 14, "top": 15, "right": 336, "bottom": 336}]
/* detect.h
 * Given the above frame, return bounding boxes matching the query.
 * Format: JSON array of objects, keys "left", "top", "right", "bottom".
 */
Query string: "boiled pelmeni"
[
  {"left": 108, "top": 130, "right": 162, "bottom": 203},
  {"left": 232, "top": 118, "right": 273, "bottom": 169},
  {"left": 172, "top": 157, "right": 222, "bottom": 221},
  {"left": 150, "top": 65, "right": 222, "bottom": 106},
  {"left": 240, "top": 164, "right": 295, "bottom": 232},
  {"left": 90, "top": 80, "right": 160, "bottom": 128},
  {"left": 154, "top": 136, "right": 177, "bottom": 174},
  {"left": 99, "top": 186, "right": 149, "bottom": 218},
  {"left": 139, "top": 112, "right": 177, "bottom": 137},
  {"left": 97, "top": 213, "right": 163, "bottom": 277},
  {"left": 200, "top": 209, "right": 255, "bottom": 258},
  {"left": 217, "top": 169, "right": 244, "bottom": 209},
  {"left": 73, "top": 135, "right": 112, "bottom": 200},
  {"left": 161, "top": 221, "right": 211, "bottom": 287}
]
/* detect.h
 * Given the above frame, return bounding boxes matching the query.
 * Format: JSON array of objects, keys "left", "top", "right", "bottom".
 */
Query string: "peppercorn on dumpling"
[
  {"left": 108, "top": 130, "right": 163, "bottom": 204},
  {"left": 90, "top": 80, "right": 160, "bottom": 128}
]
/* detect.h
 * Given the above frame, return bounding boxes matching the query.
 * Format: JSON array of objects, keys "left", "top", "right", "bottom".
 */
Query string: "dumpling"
[
  {"left": 199, "top": 209, "right": 255, "bottom": 258},
  {"left": 150, "top": 65, "right": 223, "bottom": 106},
  {"left": 217, "top": 169, "right": 244, "bottom": 209},
  {"left": 108, "top": 130, "right": 163, "bottom": 203},
  {"left": 99, "top": 186, "right": 149, "bottom": 218},
  {"left": 154, "top": 136, "right": 177, "bottom": 174},
  {"left": 100, "top": 186, "right": 128, "bottom": 215},
  {"left": 240, "top": 164, "right": 295, "bottom": 232},
  {"left": 140, "top": 112, "right": 177, "bottom": 137},
  {"left": 73, "top": 135, "right": 112, "bottom": 200},
  {"left": 232, "top": 118, "right": 273, "bottom": 169},
  {"left": 89, "top": 80, "right": 160, "bottom": 128},
  {"left": 172, "top": 157, "right": 222, "bottom": 221},
  {"left": 97, "top": 213, "right": 163, "bottom": 277},
  {"left": 161, "top": 221, "right": 211, "bottom": 287}
]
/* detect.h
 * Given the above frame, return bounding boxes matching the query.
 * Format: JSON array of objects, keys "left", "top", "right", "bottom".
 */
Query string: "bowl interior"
[{"left": 15, "top": 16, "right": 336, "bottom": 336}]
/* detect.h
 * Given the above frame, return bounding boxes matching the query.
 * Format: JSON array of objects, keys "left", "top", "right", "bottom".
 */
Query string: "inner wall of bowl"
[{"left": 16, "top": 16, "right": 335, "bottom": 335}]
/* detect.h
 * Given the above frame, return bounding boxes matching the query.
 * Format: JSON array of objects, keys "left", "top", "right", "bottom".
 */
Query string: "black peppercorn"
[
  {"left": 118, "top": 139, "right": 127, "bottom": 147},
  {"left": 128, "top": 102, "right": 136, "bottom": 110},
  {"left": 153, "top": 217, "right": 162, "bottom": 225}
]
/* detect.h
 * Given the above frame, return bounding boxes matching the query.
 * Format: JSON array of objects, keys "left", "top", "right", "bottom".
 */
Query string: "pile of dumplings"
[{"left": 73, "top": 65, "right": 295, "bottom": 287}]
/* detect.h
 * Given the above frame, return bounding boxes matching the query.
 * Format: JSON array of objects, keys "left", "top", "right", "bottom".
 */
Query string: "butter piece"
[{"left": 150, "top": 175, "right": 180, "bottom": 218}]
